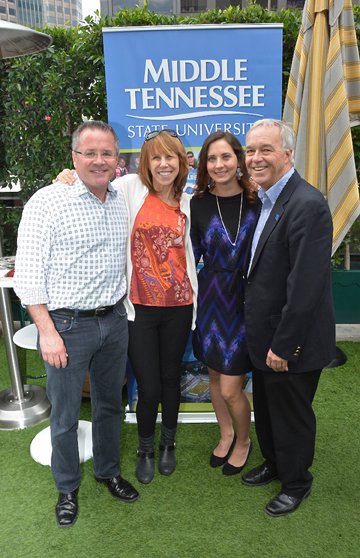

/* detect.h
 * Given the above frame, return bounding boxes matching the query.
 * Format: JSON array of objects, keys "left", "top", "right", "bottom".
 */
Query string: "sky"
[{"left": 82, "top": 0, "right": 101, "bottom": 18}]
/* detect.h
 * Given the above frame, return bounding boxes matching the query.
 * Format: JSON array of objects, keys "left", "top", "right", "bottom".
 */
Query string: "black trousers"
[
  {"left": 128, "top": 304, "right": 193, "bottom": 438},
  {"left": 252, "top": 368, "right": 322, "bottom": 497}
]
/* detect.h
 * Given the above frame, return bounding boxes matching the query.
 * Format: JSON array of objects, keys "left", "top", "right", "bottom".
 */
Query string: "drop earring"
[{"left": 236, "top": 167, "right": 243, "bottom": 180}]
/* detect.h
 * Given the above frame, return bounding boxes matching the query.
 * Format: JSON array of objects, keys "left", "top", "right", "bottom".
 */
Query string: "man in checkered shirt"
[{"left": 15, "top": 121, "right": 139, "bottom": 529}]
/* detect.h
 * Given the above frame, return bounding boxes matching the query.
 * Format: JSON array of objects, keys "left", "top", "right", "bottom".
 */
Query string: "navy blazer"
[{"left": 244, "top": 170, "right": 336, "bottom": 373}]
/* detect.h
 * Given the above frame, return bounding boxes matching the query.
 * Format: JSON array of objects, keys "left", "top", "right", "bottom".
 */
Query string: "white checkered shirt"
[{"left": 14, "top": 174, "right": 128, "bottom": 310}]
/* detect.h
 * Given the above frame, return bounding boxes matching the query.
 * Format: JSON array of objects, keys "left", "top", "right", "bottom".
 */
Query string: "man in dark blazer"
[{"left": 242, "top": 119, "right": 335, "bottom": 517}]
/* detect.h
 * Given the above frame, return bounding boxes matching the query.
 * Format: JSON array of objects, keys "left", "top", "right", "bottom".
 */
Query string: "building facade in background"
[
  {"left": 1, "top": 0, "right": 359, "bottom": 27},
  {"left": 0, "top": 0, "right": 82, "bottom": 27},
  {"left": 100, "top": 0, "right": 304, "bottom": 16},
  {"left": 100, "top": 0, "right": 359, "bottom": 15},
  {"left": 0, "top": 0, "right": 16, "bottom": 22}
]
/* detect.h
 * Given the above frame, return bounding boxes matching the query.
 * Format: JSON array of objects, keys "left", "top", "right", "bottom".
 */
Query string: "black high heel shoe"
[
  {"left": 222, "top": 440, "right": 252, "bottom": 476},
  {"left": 209, "top": 435, "right": 237, "bottom": 468}
]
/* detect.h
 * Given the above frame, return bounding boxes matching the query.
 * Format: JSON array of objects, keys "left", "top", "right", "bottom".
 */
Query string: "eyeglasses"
[
  {"left": 144, "top": 129, "right": 179, "bottom": 142},
  {"left": 73, "top": 150, "right": 118, "bottom": 160}
]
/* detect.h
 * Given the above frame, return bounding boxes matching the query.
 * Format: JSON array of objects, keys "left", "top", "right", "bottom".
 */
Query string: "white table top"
[
  {"left": 0, "top": 270, "right": 14, "bottom": 288},
  {"left": 0, "top": 257, "right": 15, "bottom": 288}
]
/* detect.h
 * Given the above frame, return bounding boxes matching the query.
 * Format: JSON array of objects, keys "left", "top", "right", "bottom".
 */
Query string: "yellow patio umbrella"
[{"left": 283, "top": 0, "right": 360, "bottom": 254}]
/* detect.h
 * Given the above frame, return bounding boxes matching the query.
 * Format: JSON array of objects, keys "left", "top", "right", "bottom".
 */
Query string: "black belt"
[{"left": 52, "top": 297, "right": 125, "bottom": 318}]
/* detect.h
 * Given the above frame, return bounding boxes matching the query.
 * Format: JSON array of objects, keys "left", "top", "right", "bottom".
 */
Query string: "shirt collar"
[
  {"left": 70, "top": 172, "right": 116, "bottom": 198},
  {"left": 258, "top": 167, "right": 295, "bottom": 205}
]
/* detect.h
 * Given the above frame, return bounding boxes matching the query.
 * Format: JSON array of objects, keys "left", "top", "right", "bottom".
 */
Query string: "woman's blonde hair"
[{"left": 138, "top": 131, "right": 189, "bottom": 201}]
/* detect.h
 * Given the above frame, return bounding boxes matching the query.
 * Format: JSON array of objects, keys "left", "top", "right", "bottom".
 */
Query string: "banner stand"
[{"left": 124, "top": 410, "right": 254, "bottom": 424}]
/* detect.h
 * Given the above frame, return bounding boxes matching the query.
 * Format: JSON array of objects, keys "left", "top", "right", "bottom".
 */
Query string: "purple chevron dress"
[{"left": 190, "top": 191, "right": 258, "bottom": 375}]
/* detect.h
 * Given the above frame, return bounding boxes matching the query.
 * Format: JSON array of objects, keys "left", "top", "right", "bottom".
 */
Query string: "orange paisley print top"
[{"left": 130, "top": 193, "right": 193, "bottom": 307}]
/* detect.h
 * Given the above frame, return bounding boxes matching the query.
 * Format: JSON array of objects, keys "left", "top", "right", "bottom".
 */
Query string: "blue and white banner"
[{"left": 103, "top": 24, "right": 283, "bottom": 152}]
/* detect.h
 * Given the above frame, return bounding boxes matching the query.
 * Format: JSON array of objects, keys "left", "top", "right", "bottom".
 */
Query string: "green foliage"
[
  {"left": 0, "top": 5, "right": 359, "bottom": 256},
  {"left": 0, "top": 205, "right": 22, "bottom": 255},
  {"left": 1, "top": 20, "right": 107, "bottom": 197}
]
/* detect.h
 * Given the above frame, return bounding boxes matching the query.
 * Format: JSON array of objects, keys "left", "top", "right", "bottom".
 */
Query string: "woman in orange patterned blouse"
[{"left": 120, "top": 130, "right": 198, "bottom": 485}]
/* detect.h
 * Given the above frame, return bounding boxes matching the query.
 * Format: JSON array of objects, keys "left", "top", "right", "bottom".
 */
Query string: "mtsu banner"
[{"left": 102, "top": 24, "right": 283, "bottom": 151}]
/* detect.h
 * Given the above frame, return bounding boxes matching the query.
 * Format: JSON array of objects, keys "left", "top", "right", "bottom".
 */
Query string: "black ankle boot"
[
  {"left": 136, "top": 435, "right": 155, "bottom": 484},
  {"left": 159, "top": 425, "right": 176, "bottom": 476}
]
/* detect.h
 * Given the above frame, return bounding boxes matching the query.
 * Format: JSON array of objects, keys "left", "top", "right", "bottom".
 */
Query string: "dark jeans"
[
  {"left": 252, "top": 368, "right": 321, "bottom": 497},
  {"left": 45, "top": 302, "right": 128, "bottom": 493},
  {"left": 128, "top": 304, "right": 193, "bottom": 438}
]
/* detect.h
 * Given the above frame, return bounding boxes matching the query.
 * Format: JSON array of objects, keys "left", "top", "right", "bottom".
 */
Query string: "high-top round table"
[{"left": 0, "top": 271, "right": 50, "bottom": 430}]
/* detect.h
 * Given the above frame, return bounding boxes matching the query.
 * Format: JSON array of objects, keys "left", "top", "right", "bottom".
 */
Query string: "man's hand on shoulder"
[{"left": 266, "top": 349, "right": 288, "bottom": 373}]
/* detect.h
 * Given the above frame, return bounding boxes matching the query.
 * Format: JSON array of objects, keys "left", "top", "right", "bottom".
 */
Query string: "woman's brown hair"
[
  {"left": 138, "top": 131, "right": 189, "bottom": 201},
  {"left": 194, "top": 131, "right": 257, "bottom": 203}
]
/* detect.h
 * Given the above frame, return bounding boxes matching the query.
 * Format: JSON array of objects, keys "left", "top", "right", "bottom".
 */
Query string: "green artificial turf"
[{"left": 0, "top": 339, "right": 359, "bottom": 558}]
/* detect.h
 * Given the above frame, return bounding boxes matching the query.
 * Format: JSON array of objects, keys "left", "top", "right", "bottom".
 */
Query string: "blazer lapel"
[{"left": 244, "top": 201, "right": 261, "bottom": 274}]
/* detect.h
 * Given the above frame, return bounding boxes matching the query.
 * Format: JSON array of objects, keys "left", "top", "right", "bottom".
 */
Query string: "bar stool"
[
  {"left": 13, "top": 323, "right": 38, "bottom": 350},
  {"left": 13, "top": 323, "right": 43, "bottom": 381},
  {"left": 30, "top": 420, "right": 93, "bottom": 466}
]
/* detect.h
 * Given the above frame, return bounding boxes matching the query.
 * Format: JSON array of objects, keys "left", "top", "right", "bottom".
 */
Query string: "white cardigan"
[{"left": 112, "top": 174, "right": 198, "bottom": 329}]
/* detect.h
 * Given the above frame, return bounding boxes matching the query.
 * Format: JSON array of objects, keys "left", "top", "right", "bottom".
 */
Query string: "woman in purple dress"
[{"left": 191, "top": 131, "right": 258, "bottom": 475}]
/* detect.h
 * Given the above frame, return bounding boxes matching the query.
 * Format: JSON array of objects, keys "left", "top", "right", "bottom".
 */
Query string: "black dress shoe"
[
  {"left": 265, "top": 489, "right": 311, "bottom": 517},
  {"left": 241, "top": 462, "right": 278, "bottom": 486},
  {"left": 95, "top": 475, "right": 139, "bottom": 503},
  {"left": 222, "top": 441, "right": 252, "bottom": 476},
  {"left": 159, "top": 444, "right": 176, "bottom": 476},
  {"left": 55, "top": 489, "right": 78, "bottom": 528},
  {"left": 210, "top": 435, "right": 237, "bottom": 468}
]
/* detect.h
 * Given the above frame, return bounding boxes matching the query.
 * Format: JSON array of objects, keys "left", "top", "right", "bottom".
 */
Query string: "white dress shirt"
[
  {"left": 248, "top": 168, "right": 295, "bottom": 273},
  {"left": 14, "top": 174, "right": 127, "bottom": 310}
]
